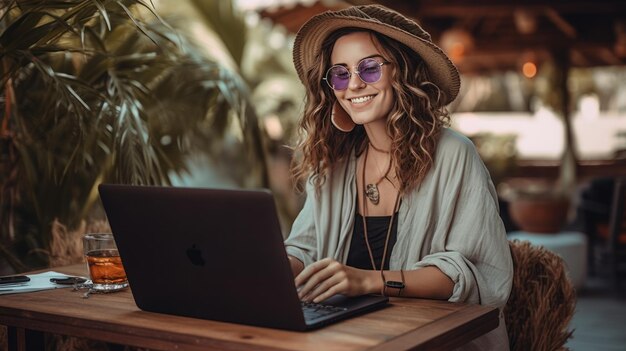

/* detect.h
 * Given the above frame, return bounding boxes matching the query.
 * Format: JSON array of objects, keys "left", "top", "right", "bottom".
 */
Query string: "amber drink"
[{"left": 83, "top": 234, "right": 128, "bottom": 291}]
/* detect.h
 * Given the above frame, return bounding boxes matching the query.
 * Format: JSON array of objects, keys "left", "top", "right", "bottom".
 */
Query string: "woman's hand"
[{"left": 295, "top": 258, "right": 374, "bottom": 303}]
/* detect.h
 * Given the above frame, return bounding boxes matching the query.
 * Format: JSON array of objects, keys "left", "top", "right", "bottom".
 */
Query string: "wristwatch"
[
  {"left": 382, "top": 269, "right": 406, "bottom": 297},
  {"left": 384, "top": 280, "right": 405, "bottom": 296}
]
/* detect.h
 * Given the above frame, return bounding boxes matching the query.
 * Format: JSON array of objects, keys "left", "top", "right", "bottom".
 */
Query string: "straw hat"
[{"left": 293, "top": 5, "right": 461, "bottom": 104}]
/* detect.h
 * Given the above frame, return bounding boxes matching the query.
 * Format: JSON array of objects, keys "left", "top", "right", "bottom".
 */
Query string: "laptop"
[{"left": 98, "top": 184, "right": 389, "bottom": 331}]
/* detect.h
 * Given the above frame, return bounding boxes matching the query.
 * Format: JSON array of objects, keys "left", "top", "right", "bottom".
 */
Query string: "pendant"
[{"left": 365, "top": 183, "right": 380, "bottom": 205}]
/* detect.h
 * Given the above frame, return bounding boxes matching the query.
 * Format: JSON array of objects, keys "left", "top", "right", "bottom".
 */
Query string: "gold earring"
[{"left": 330, "top": 102, "right": 355, "bottom": 132}]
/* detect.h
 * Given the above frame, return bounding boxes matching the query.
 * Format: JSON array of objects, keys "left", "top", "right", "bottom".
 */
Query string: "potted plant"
[
  {"left": 0, "top": 0, "right": 267, "bottom": 272},
  {"left": 503, "top": 51, "right": 577, "bottom": 234}
]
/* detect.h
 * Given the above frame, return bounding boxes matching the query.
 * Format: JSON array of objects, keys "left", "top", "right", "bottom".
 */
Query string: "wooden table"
[{"left": 0, "top": 264, "right": 499, "bottom": 351}]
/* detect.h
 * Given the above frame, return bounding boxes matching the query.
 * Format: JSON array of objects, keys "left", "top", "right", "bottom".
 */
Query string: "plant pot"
[{"left": 508, "top": 197, "right": 570, "bottom": 234}]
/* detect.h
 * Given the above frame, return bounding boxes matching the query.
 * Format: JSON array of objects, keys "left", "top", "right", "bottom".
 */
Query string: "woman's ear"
[{"left": 330, "top": 102, "right": 355, "bottom": 132}]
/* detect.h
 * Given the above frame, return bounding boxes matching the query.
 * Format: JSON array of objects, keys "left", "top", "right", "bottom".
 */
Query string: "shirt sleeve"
[
  {"left": 284, "top": 180, "right": 318, "bottom": 267},
  {"left": 411, "top": 131, "right": 513, "bottom": 307}
]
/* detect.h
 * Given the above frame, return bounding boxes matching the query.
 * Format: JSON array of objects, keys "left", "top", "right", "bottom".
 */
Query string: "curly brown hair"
[{"left": 291, "top": 28, "right": 451, "bottom": 193}]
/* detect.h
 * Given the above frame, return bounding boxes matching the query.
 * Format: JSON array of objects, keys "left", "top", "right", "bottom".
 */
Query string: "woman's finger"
[
  {"left": 296, "top": 259, "right": 336, "bottom": 298},
  {"left": 313, "top": 280, "right": 347, "bottom": 303},
  {"left": 295, "top": 257, "right": 333, "bottom": 286},
  {"left": 302, "top": 271, "right": 344, "bottom": 302}
]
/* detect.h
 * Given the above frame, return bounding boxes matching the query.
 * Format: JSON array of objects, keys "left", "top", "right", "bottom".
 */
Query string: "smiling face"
[{"left": 330, "top": 31, "right": 395, "bottom": 128}]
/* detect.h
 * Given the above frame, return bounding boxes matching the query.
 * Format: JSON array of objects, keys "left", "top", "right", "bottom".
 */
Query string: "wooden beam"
[
  {"left": 415, "top": 1, "right": 626, "bottom": 17},
  {"left": 544, "top": 8, "right": 577, "bottom": 38},
  {"left": 597, "top": 48, "right": 624, "bottom": 65},
  {"left": 260, "top": 2, "right": 350, "bottom": 33},
  {"left": 467, "top": 35, "right": 615, "bottom": 52},
  {"left": 453, "top": 42, "right": 626, "bottom": 72}
]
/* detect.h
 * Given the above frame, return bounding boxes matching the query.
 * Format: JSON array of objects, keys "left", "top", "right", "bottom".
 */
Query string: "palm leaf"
[
  {"left": 187, "top": 0, "right": 247, "bottom": 67},
  {"left": 0, "top": 0, "right": 268, "bottom": 270}
]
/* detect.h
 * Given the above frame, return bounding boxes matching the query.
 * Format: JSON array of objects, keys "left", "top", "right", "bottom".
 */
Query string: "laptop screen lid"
[{"left": 98, "top": 184, "right": 308, "bottom": 330}]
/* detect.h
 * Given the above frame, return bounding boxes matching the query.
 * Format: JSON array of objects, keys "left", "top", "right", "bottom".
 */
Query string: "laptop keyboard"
[{"left": 301, "top": 301, "right": 348, "bottom": 320}]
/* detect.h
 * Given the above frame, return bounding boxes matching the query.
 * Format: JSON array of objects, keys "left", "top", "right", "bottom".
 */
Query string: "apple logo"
[{"left": 186, "top": 244, "right": 205, "bottom": 266}]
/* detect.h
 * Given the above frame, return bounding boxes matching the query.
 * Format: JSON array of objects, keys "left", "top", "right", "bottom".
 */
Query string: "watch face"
[{"left": 385, "top": 280, "right": 405, "bottom": 289}]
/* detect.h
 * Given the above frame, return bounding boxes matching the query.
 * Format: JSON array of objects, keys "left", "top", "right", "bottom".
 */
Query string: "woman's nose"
[{"left": 348, "top": 71, "right": 365, "bottom": 90}]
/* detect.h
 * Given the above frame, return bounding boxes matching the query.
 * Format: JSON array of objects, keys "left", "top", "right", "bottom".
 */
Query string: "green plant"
[{"left": 0, "top": 0, "right": 267, "bottom": 271}]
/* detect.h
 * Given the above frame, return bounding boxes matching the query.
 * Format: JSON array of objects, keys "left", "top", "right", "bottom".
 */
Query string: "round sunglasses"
[{"left": 323, "top": 57, "right": 390, "bottom": 91}]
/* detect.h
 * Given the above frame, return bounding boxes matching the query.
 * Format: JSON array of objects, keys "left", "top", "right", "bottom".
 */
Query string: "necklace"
[
  {"left": 361, "top": 166, "right": 401, "bottom": 272},
  {"left": 368, "top": 141, "right": 390, "bottom": 154},
  {"left": 363, "top": 145, "right": 392, "bottom": 205}
]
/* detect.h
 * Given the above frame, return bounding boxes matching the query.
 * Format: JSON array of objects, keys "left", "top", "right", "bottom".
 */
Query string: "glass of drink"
[{"left": 83, "top": 233, "right": 128, "bottom": 292}]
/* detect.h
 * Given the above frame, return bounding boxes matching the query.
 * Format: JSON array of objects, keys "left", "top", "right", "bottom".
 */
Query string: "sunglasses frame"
[{"left": 323, "top": 57, "right": 390, "bottom": 91}]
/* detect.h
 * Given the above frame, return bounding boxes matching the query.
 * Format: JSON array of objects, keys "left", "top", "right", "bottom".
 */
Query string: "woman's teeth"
[{"left": 350, "top": 95, "right": 374, "bottom": 104}]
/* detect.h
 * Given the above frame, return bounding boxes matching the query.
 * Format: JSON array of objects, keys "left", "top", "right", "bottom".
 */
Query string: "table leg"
[{"left": 7, "top": 327, "right": 44, "bottom": 351}]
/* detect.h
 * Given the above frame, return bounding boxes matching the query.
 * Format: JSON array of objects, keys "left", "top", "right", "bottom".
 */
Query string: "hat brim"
[{"left": 293, "top": 13, "right": 460, "bottom": 105}]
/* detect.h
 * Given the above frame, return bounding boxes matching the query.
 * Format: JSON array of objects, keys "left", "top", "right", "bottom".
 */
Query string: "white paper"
[{"left": 0, "top": 271, "right": 87, "bottom": 295}]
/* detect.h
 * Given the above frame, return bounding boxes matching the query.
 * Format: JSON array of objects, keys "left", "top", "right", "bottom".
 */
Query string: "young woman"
[{"left": 285, "top": 5, "right": 513, "bottom": 349}]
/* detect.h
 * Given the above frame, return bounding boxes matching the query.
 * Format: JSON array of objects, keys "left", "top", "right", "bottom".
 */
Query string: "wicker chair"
[{"left": 504, "top": 240, "right": 576, "bottom": 351}]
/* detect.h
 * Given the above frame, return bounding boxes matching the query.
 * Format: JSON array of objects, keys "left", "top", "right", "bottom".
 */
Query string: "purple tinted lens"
[
  {"left": 358, "top": 59, "right": 382, "bottom": 83},
  {"left": 328, "top": 66, "right": 350, "bottom": 90}
]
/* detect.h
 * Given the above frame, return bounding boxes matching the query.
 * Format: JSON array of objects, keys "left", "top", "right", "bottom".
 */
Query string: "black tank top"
[{"left": 346, "top": 213, "right": 399, "bottom": 270}]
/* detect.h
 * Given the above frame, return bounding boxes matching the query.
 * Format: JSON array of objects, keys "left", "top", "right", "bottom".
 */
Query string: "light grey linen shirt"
[{"left": 285, "top": 128, "right": 513, "bottom": 350}]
